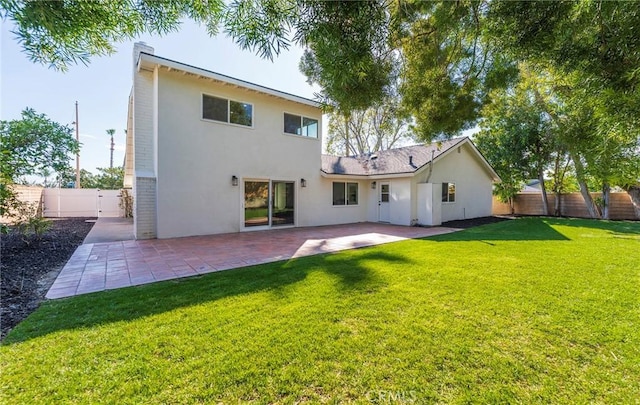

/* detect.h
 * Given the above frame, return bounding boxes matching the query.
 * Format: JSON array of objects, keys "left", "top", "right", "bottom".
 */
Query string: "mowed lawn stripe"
[{"left": 1, "top": 218, "right": 639, "bottom": 403}]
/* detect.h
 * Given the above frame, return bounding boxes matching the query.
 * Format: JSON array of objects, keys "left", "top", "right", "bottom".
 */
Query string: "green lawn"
[{"left": 2, "top": 218, "right": 639, "bottom": 403}]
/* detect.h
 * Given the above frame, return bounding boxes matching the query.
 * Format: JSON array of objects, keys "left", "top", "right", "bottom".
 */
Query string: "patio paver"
[{"left": 46, "top": 223, "right": 459, "bottom": 299}]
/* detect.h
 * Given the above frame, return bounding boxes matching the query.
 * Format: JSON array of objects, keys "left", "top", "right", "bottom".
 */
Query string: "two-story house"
[{"left": 124, "top": 43, "right": 499, "bottom": 239}]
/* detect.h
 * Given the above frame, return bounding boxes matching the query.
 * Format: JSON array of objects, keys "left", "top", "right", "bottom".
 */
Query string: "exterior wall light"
[
  {"left": 231, "top": 175, "right": 238, "bottom": 186},
  {"left": 371, "top": 181, "right": 377, "bottom": 189},
  {"left": 301, "top": 178, "right": 307, "bottom": 188}
]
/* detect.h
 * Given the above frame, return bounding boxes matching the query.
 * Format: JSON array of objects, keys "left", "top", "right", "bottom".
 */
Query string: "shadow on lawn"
[
  {"left": 428, "top": 217, "right": 571, "bottom": 243},
  {"left": 3, "top": 249, "right": 405, "bottom": 344},
  {"left": 542, "top": 217, "right": 640, "bottom": 236}
]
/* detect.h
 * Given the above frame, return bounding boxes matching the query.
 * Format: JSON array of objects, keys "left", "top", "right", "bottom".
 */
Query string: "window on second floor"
[
  {"left": 284, "top": 113, "right": 318, "bottom": 138},
  {"left": 442, "top": 182, "right": 456, "bottom": 203},
  {"left": 203, "top": 94, "right": 253, "bottom": 127}
]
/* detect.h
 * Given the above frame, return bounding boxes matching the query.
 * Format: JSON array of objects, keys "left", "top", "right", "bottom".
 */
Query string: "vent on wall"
[{"left": 458, "top": 146, "right": 461, "bottom": 153}]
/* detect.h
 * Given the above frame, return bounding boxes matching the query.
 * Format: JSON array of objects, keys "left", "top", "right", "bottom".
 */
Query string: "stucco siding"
[
  {"left": 415, "top": 143, "right": 494, "bottom": 222},
  {"left": 155, "top": 70, "right": 323, "bottom": 238},
  {"left": 310, "top": 178, "right": 369, "bottom": 226}
]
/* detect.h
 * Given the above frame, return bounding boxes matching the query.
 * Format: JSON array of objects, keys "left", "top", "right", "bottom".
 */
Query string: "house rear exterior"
[{"left": 125, "top": 43, "right": 499, "bottom": 239}]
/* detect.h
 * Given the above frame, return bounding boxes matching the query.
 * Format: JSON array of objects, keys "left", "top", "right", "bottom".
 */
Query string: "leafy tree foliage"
[
  {"left": 0, "top": 108, "right": 79, "bottom": 215},
  {"left": 87, "top": 167, "right": 125, "bottom": 190},
  {"left": 297, "top": 1, "right": 392, "bottom": 114},
  {"left": 4, "top": 0, "right": 639, "bottom": 218},
  {"left": 0, "top": 0, "right": 226, "bottom": 70},
  {"left": 57, "top": 166, "right": 124, "bottom": 190},
  {"left": 476, "top": 65, "right": 589, "bottom": 216},
  {"left": 392, "top": 0, "right": 517, "bottom": 139},
  {"left": 325, "top": 99, "right": 413, "bottom": 157}
]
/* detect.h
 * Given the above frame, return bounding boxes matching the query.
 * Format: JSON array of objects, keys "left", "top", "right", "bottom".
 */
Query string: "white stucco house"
[{"left": 124, "top": 43, "right": 499, "bottom": 239}]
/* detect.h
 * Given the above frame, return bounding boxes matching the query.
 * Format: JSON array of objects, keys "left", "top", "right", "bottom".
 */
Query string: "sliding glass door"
[
  {"left": 244, "top": 180, "right": 269, "bottom": 227},
  {"left": 244, "top": 180, "right": 295, "bottom": 229},
  {"left": 271, "top": 181, "right": 294, "bottom": 226}
]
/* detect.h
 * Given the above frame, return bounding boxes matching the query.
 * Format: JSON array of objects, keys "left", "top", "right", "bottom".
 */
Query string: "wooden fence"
[{"left": 493, "top": 192, "right": 638, "bottom": 220}]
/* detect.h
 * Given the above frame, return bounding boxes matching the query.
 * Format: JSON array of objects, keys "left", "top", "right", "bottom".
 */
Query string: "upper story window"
[
  {"left": 442, "top": 182, "right": 456, "bottom": 203},
  {"left": 284, "top": 113, "right": 318, "bottom": 138},
  {"left": 202, "top": 94, "right": 253, "bottom": 127}
]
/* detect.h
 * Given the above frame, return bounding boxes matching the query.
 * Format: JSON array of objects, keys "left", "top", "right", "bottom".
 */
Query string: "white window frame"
[
  {"left": 201, "top": 93, "right": 254, "bottom": 128},
  {"left": 283, "top": 111, "right": 319, "bottom": 138},
  {"left": 442, "top": 182, "right": 456, "bottom": 203},
  {"left": 332, "top": 181, "right": 359, "bottom": 206}
]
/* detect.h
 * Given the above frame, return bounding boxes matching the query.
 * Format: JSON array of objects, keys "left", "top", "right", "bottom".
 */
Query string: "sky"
[{"left": 1, "top": 19, "right": 319, "bottom": 176}]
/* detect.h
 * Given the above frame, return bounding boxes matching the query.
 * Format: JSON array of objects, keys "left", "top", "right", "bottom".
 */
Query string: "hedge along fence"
[{"left": 493, "top": 192, "right": 638, "bottom": 220}]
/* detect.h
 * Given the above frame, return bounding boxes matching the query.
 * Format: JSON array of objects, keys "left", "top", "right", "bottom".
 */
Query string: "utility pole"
[{"left": 75, "top": 101, "right": 80, "bottom": 188}]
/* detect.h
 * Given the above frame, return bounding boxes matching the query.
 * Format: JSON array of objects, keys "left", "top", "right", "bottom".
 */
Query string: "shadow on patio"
[{"left": 5, "top": 249, "right": 408, "bottom": 344}]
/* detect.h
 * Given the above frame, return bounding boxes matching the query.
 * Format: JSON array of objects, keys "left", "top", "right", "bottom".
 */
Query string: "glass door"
[
  {"left": 244, "top": 180, "right": 269, "bottom": 228},
  {"left": 271, "top": 181, "right": 294, "bottom": 226},
  {"left": 244, "top": 180, "right": 295, "bottom": 229}
]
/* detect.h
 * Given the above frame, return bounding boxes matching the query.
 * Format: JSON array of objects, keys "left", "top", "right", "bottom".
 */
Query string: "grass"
[{"left": 1, "top": 217, "right": 639, "bottom": 403}]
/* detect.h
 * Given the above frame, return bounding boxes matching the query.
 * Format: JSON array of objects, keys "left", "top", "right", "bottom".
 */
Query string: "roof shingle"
[{"left": 321, "top": 137, "right": 466, "bottom": 176}]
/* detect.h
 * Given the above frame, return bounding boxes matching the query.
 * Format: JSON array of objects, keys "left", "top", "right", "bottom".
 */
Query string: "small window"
[
  {"left": 230, "top": 100, "right": 252, "bottom": 126},
  {"left": 203, "top": 94, "right": 252, "bottom": 127},
  {"left": 203, "top": 95, "right": 227, "bottom": 122},
  {"left": 381, "top": 184, "right": 390, "bottom": 202},
  {"left": 284, "top": 113, "right": 318, "bottom": 138},
  {"left": 333, "top": 182, "right": 358, "bottom": 205},
  {"left": 442, "top": 182, "right": 456, "bottom": 202}
]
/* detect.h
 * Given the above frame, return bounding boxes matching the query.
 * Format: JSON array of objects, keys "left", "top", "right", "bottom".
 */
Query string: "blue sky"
[{"left": 1, "top": 20, "right": 318, "bottom": 175}]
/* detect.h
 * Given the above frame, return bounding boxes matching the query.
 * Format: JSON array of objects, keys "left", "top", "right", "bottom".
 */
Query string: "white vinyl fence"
[{"left": 43, "top": 188, "right": 123, "bottom": 218}]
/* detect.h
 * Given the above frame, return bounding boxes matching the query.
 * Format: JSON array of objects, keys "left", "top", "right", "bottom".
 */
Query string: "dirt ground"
[{"left": 1, "top": 218, "right": 95, "bottom": 340}]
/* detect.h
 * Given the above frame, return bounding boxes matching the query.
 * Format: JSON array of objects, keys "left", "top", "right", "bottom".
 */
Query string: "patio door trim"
[{"left": 241, "top": 178, "right": 297, "bottom": 232}]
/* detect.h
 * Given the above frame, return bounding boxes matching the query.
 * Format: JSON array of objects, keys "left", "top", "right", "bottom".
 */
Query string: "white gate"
[
  {"left": 43, "top": 189, "right": 123, "bottom": 218},
  {"left": 97, "top": 190, "right": 122, "bottom": 217}
]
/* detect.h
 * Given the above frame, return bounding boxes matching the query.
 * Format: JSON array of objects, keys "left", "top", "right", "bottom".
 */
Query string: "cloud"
[{"left": 80, "top": 133, "right": 99, "bottom": 140}]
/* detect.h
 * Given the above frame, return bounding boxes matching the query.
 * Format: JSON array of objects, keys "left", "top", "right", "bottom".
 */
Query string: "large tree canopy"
[{"left": 3, "top": 2, "right": 639, "bottom": 184}]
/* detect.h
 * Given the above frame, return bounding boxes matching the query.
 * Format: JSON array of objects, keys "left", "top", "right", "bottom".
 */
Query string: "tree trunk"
[
  {"left": 570, "top": 151, "right": 600, "bottom": 218},
  {"left": 626, "top": 185, "right": 640, "bottom": 219},
  {"left": 601, "top": 181, "right": 610, "bottom": 220},
  {"left": 344, "top": 114, "right": 350, "bottom": 156},
  {"left": 552, "top": 152, "right": 563, "bottom": 216},
  {"left": 538, "top": 167, "right": 550, "bottom": 216}
]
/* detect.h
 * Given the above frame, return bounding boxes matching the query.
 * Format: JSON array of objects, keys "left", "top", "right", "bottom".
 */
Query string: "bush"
[
  {"left": 11, "top": 201, "right": 51, "bottom": 245},
  {"left": 119, "top": 189, "right": 133, "bottom": 218}
]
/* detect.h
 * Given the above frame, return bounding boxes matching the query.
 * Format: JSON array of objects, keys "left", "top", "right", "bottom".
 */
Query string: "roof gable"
[{"left": 321, "top": 137, "right": 500, "bottom": 181}]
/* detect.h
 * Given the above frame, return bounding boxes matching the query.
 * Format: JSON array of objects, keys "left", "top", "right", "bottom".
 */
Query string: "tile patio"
[{"left": 46, "top": 222, "right": 459, "bottom": 299}]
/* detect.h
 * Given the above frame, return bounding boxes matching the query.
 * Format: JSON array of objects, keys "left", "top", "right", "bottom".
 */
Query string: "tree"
[
  {"left": 0, "top": 0, "right": 226, "bottom": 70},
  {"left": 92, "top": 167, "right": 124, "bottom": 190},
  {"left": 325, "top": 102, "right": 412, "bottom": 157},
  {"left": 4, "top": 0, "right": 639, "bottom": 218},
  {"left": 325, "top": 79, "right": 413, "bottom": 157},
  {"left": 392, "top": 0, "right": 517, "bottom": 139},
  {"left": 298, "top": 1, "right": 393, "bottom": 156},
  {"left": 106, "top": 129, "right": 115, "bottom": 169},
  {"left": 0, "top": 108, "right": 79, "bottom": 215},
  {"left": 476, "top": 65, "right": 563, "bottom": 215}
]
